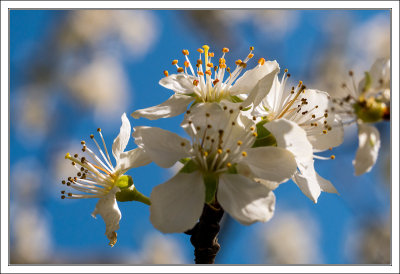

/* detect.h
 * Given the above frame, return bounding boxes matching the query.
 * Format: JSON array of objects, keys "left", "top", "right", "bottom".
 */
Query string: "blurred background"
[{"left": 9, "top": 10, "right": 391, "bottom": 264}]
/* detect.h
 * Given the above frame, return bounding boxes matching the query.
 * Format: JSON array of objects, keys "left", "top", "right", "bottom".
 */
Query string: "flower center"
[{"left": 163, "top": 45, "right": 266, "bottom": 103}]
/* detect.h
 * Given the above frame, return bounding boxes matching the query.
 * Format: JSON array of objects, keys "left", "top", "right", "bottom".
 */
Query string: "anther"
[
  {"left": 226, "top": 67, "right": 231, "bottom": 72},
  {"left": 209, "top": 52, "right": 214, "bottom": 57},
  {"left": 181, "top": 142, "right": 186, "bottom": 147},
  {"left": 66, "top": 182, "right": 71, "bottom": 186},
  {"left": 240, "top": 63, "right": 247, "bottom": 68},
  {"left": 172, "top": 60, "right": 178, "bottom": 65},
  {"left": 222, "top": 47, "right": 229, "bottom": 53},
  {"left": 184, "top": 61, "right": 189, "bottom": 68},
  {"left": 252, "top": 132, "right": 258, "bottom": 137},
  {"left": 312, "top": 114, "right": 316, "bottom": 118},
  {"left": 77, "top": 172, "right": 82, "bottom": 177},
  {"left": 258, "top": 58, "right": 265, "bottom": 65},
  {"left": 287, "top": 73, "right": 291, "bottom": 77},
  {"left": 177, "top": 67, "right": 184, "bottom": 73},
  {"left": 80, "top": 167, "right": 85, "bottom": 171},
  {"left": 61, "top": 195, "right": 65, "bottom": 199},
  {"left": 207, "top": 63, "right": 214, "bottom": 68},
  {"left": 65, "top": 153, "right": 71, "bottom": 159},
  {"left": 207, "top": 124, "right": 212, "bottom": 129},
  {"left": 250, "top": 126, "right": 255, "bottom": 131},
  {"left": 323, "top": 130, "right": 327, "bottom": 134},
  {"left": 226, "top": 149, "right": 230, "bottom": 153},
  {"left": 226, "top": 162, "right": 232, "bottom": 168},
  {"left": 229, "top": 109, "right": 234, "bottom": 114},
  {"left": 232, "top": 121, "right": 236, "bottom": 126},
  {"left": 324, "top": 113, "right": 328, "bottom": 118},
  {"left": 205, "top": 70, "right": 212, "bottom": 76},
  {"left": 239, "top": 106, "right": 243, "bottom": 110},
  {"left": 193, "top": 80, "right": 199, "bottom": 86},
  {"left": 196, "top": 126, "right": 201, "bottom": 131},
  {"left": 61, "top": 190, "right": 65, "bottom": 194},
  {"left": 62, "top": 180, "right": 66, "bottom": 185},
  {"left": 250, "top": 46, "right": 254, "bottom": 51},
  {"left": 90, "top": 134, "right": 94, "bottom": 139},
  {"left": 252, "top": 116, "right": 257, "bottom": 121},
  {"left": 248, "top": 53, "right": 254, "bottom": 59},
  {"left": 284, "top": 68, "right": 288, "bottom": 73},
  {"left": 330, "top": 155, "right": 335, "bottom": 160},
  {"left": 74, "top": 154, "right": 78, "bottom": 158},
  {"left": 82, "top": 146, "right": 86, "bottom": 152},
  {"left": 223, "top": 106, "right": 227, "bottom": 110},
  {"left": 81, "top": 157, "right": 86, "bottom": 163},
  {"left": 241, "top": 151, "right": 248, "bottom": 157},
  {"left": 217, "top": 149, "right": 223, "bottom": 154},
  {"left": 198, "top": 71, "right": 204, "bottom": 76},
  {"left": 197, "top": 48, "right": 204, "bottom": 53},
  {"left": 204, "top": 151, "right": 209, "bottom": 157},
  {"left": 182, "top": 49, "right": 189, "bottom": 55},
  {"left": 68, "top": 193, "right": 72, "bottom": 197},
  {"left": 97, "top": 128, "right": 101, "bottom": 132},
  {"left": 81, "top": 141, "right": 85, "bottom": 145},
  {"left": 186, "top": 110, "right": 191, "bottom": 114},
  {"left": 71, "top": 162, "right": 76, "bottom": 166},
  {"left": 349, "top": 70, "right": 353, "bottom": 76},
  {"left": 237, "top": 140, "right": 243, "bottom": 146},
  {"left": 213, "top": 79, "right": 219, "bottom": 85},
  {"left": 235, "top": 59, "right": 242, "bottom": 65}
]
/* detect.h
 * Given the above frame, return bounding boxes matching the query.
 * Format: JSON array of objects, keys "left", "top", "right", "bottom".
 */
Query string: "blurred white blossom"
[{"left": 260, "top": 211, "right": 322, "bottom": 264}]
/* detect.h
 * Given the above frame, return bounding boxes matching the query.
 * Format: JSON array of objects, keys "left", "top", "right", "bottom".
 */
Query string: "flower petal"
[
  {"left": 131, "top": 94, "right": 194, "bottom": 120},
  {"left": 353, "top": 123, "right": 381, "bottom": 175},
  {"left": 117, "top": 148, "right": 152, "bottom": 172},
  {"left": 308, "top": 115, "right": 344, "bottom": 152},
  {"left": 150, "top": 171, "right": 205, "bottom": 233},
  {"left": 292, "top": 170, "right": 321, "bottom": 203},
  {"left": 159, "top": 74, "right": 197, "bottom": 95},
  {"left": 218, "top": 173, "right": 276, "bottom": 225},
  {"left": 91, "top": 186, "right": 121, "bottom": 247},
  {"left": 242, "top": 146, "right": 297, "bottom": 183},
  {"left": 112, "top": 113, "right": 131, "bottom": 161},
  {"left": 230, "top": 60, "right": 280, "bottom": 96},
  {"left": 264, "top": 118, "right": 314, "bottom": 167},
  {"left": 133, "top": 126, "right": 190, "bottom": 168}
]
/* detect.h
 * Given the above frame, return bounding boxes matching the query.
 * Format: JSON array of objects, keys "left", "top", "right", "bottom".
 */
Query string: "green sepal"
[
  {"left": 115, "top": 175, "right": 133, "bottom": 190},
  {"left": 179, "top": 157, "right": 191, "bottom": 165},
  {"left": 230, "top": 95, "right": 244, "bottom": 103},
  {"left": 362, "top": 71, "right": 372, "bottom": 93},
  {"left": 203, "top": 173, "right": 218, "bottom": 204},
  {"left": 252, "top": 119, "right": 277, "bottom": 148},
  {"left": 179, "top": 159, "right": 198, "bottom": 174},
  {"left": 116, "top": 185, "right": 151, "bottom": 205}
]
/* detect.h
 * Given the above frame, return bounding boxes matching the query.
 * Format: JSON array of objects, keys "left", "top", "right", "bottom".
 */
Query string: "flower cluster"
[{"left": 61, "top": 45, "right": 390, "bottom": 244}]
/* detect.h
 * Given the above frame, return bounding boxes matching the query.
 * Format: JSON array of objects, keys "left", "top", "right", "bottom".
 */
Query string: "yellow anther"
[
  {"left": 219, "top": 58, "right": 226, "bottom": 64},
  {"left": 235, "top": 59, "right": 243, "bottom": 65},
  {"left": 205, "top": 70, "right": 212, "bottom": 76},
  {"left": 207, "top": 63, "right": 214, "bottom": 68},
  {"left": 329, "top": 147, "right": 333, "bottom": 151},
  {"left": 284, "top": 68, "right": 288, "bottom": 73},
  {"left": 226, "top": 162, "right": 232, "bottom": 168},
  {"left": 217, "top": 149, "right": 223, "bottom": 154},
  {"left": 172, "top": 60, "right": 178, "bottom": 65},
  {"left": 330, "top": 155, "right": 335, "bottom": 160},
  {"left": 241, "top": 151, "right": 248, "bottom": 157},
  {"left": 193, "top": 80, "right": 199, "bottom": 86},
  {"left": 65, "top": 153, "right": 71, "bottom": 159},
  {"left": 323, "top": 130, "right": 328, "bottom": 134},
  {"left": 250, "top": 126, "right": 255, "bottom": 131},
  {"left": 204, "top": 151, "right": 209, "bottom": 157},
  {"left": 209, "top": 52, "right": 214, "bottom": 57},
  {"left": 198, "top": 71, "right": 204, "bottom": 76},
  {"left": 163, "top": 70, "right": 169, "bottom": 77},
  {"left": 219, "top": 64, "right": 227, "bottom": 69},
  {"left": 80, "top": 141, "right": 85, "bottom": 145},
  {"left": 298, "top": 80, "right": 303, "bottom": 87},
  {"left": 250, "top": 46, "right": 254, "bottom": 51},
  {"left": 258, "top": 58, "right": 265, "bottom": 65},
  {"left": 182, "top": 49, "right": 189, "bottom": 55},
  {"left": 248, "top": 53, "right": 254, "bottom": 59},
  {"left": 184, "top": 61, "right": 190, "bottom": 68},
  {"left": 222, "top": 47, "right": 229, "bottom": 53},
  {"left": 237, "top": 140, "right": 243, "bottom": 146},
  {"left": 177, "top": 67, "right": 184, "bottom": 73},
  {"left": 252, "top": 132, "right": 258, "bottom": 137},
  {"left": 197, "top": 48, "right": 204, "bottom": 53}
]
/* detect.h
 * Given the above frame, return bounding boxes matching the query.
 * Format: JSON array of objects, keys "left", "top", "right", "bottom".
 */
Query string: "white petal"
[
  {"left": 292, "top": 170, "right": 321, "bottom": 204},
  {"left": 91, "top": 187, "right": 121, "bottom": 247},
  {"left": 264, "top": 119, "right": 314, "bottom": 168},
  {"left": 316, "top": 172, "right": 338, "bottom": 194},
  {"left": 112, "top": 113, "right": 131, "bottom": 161},
  {"left": 353, "top": 123, "right": 381, "bottom": 175},
  {"left": 117, "top": 148, "right": 152, "bottom": 172},
  {"left": 159, "top": 74, "right": 197, "bottom": 95},
  {"left": 131, "top": 94, "right": 193, "bottom": 120},
  {"left": 133, "top": 126, "right": 190, "bottom": 168},
  {"left": 230, "top": 60, "right": 280, "bottom": 96},
  {"left": 218, "top": 174, "right": 275, "bottom": 225},
  {"left": 150, "top": 171, "right": 205, "bottom": 233},
  {"left": 241, "top": 65, "right": 280, "bottom": 110},
  {"left": 308, "top": 115, "right": 344, "bottom": 152},
  {"left": 242, "top": 146, "right": 297, "bottom": 183}
]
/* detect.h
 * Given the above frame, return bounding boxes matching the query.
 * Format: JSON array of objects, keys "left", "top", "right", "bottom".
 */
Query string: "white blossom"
[
  {"left": 62, "top": 113, "right": 150, "bottom": 246},
  {"left": 133, "top": 103, "right": 297, "bottom": 233}
]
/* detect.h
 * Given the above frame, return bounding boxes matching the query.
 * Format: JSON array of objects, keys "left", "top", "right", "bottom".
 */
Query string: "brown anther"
[
  {"left": 193, "top": 80, "right": 199, "bottom": 86},
  {"left": 239, "top": 106, "right": 243, "bottom": 110},
  {"left": 77, "top": 172, "right": 82, "bottom": 177},
  {"left": 240, "top": 63, "right": 247, "bottom": 68},
  {"left": 97, "top": 128, "right": 101, "bottom": 132},
  {"left": 163, "top": 70, "right": 169, "bottom": 77},
  {"left": 349, "top": 70, "right": 353, "bottom": 76},
  {"left": 328, "top": 126, "right": 332, "bottom": 131},
  {"left": 250, "top": 126, "right": 255, "bottom": 131},
  {"left": 181, "top": 142, "right": 186, "bottom": 147},
  {"left": 82, "top": 146, "right": 86, "bottom": 152},
  {"left": 237, "top": 140, "right": 243, "bottom": 146},
  {"left": 249, "top": 46, "right": 254, "bottom": 51},
  {"left": 226, "top": 67, "right": 231, "bottom": 72},
  {"left": 182, "top": 49, "right": 189, "bottom": 55},
  {"left": 287, "top": 73, "right": 291, "bottom": 77},
  {"left": 172, "top": 60, "right": 178, "bottom": 65},
  {"left": 66, "top": 182, "right": 71, "bottom": 186},
  {"left": 324, "top": 113, "right": 328, "bottom": 118},
  {"left": 62, "top": 180, "right": 66, "bottom": 185},
  {"left": 241, "top": 151, "right": 248, "bottom": 157},
  {"left": 218, "top": 129, "right": 224, "bottom": 135},
  {"left": 211, "top": 139, "right": 215, "bottom": 143},
  {"left": 223, "top": 106, "right": 228, "bottom": 110},
  {"left": 81, "top": 157, "right": 86, "bottom": 163},
  {"left": 302, "top": 111, "right": 308, "bottom": 115},
  {"left": 205, "top": 70, "right": 212, "bottom": 76},
  {"left": 61, "top": 190, "right": 65, "bottom": 194},
  {"left": 323, "top": 130, "right": 327, "bottom": 134},
  {"left": 196, "top": 126, "right": 201, "bottom": 131},
  {"left": 198, "top": 71, "right": 204, "bottom": 76},
  {"left": 74, "top": 154, "right": 78, "bottom": 158},
  {"left": 213, "top": 79, "right": 219, "bottom": 85},
  {"left": 177, "top": 67, "right": 184, "bottom": 73},
  {"left": 229, "top": 109, "right": 234, "bottom": 114},
  {"left": 207, "top": 63, "right": 214, "bottom": 68},
  {"left": 252, "top": 116, "right": 257, "bottom": 121},
  {"left": 80, "top": 167, "right": 85, "bottom": 171},
  {"left": 90, "top": 134, "right": 94, "bottom": 139},
  {"left": 61, "top": 195, "right": 65, "bottom": 199},
  {"left": 68, "top": 193, "right": 72, "bottom": 197},
  {"left": 232, "top": 121, "right": 236, "bottom": 126},
  {"left": 207, "top": 124, "right": 212, "bottom": 129},
  {"left": 252, "top": 132, "right": 258, "bottom": 137},
  {"left": 71, "top": 162, "right": 75, "bottom": 166},
  {"left": 197, "top": 59, "right": 202, "bottom": 64},
  {"left": 205, "top": 112, "right": 210, "bottom": 117},
  {"left": 81, "top": 141, "right": 85, "bottom": 145}
]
